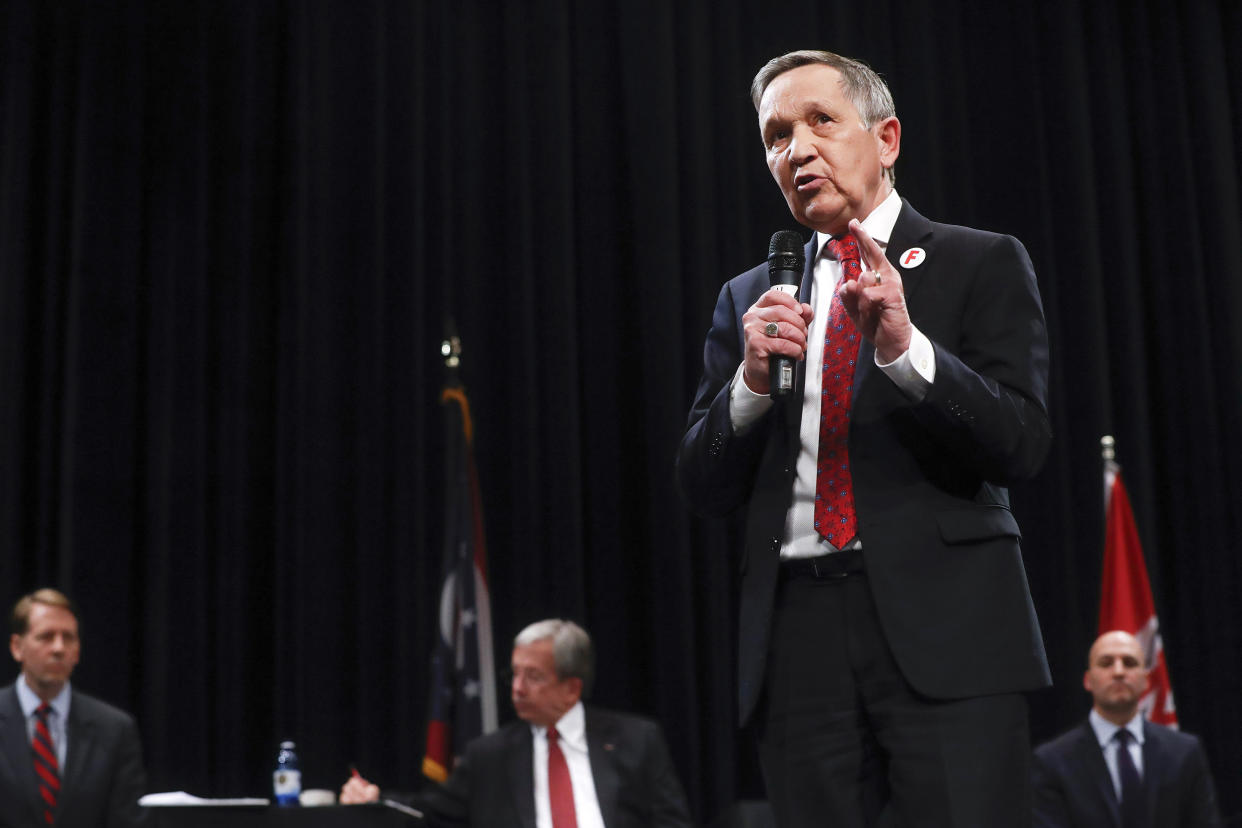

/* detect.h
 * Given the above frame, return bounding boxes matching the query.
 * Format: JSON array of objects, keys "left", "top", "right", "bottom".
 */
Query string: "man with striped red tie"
[{"left": 1, "top": 589, "right": 148, "bottom": 827}]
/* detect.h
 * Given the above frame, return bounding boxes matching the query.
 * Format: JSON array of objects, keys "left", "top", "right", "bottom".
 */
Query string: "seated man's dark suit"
[
  {"left": 1033, "top": 719, "right": 1221, "bottom": 827},
  {"left": 406, "top": 705, "right": 692, "bottom": 828},
  {"left": 0, "top": 682, "right": 148, "bottom": 828}
]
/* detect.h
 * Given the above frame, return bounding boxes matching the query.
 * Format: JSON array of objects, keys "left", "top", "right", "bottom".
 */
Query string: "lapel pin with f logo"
[{"left": 899, "top": 248, "right": 926, "bottom": 269}]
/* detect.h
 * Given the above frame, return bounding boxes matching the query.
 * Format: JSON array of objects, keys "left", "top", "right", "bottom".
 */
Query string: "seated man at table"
[
  {"left": 341, "top": 619, "right": 692, "bottom": 827},
  {"left": 1, "top": 588, "right": 149, "bottom": 828}
]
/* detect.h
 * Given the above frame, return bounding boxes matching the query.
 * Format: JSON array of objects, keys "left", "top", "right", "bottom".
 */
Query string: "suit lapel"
[
  {"left": 884, "top": 200, "right": 934, "bottom": 308},
  {"left": 797, "top": 236, "right": 815, "bottom": 306},
  {"left": 61, "top": 689, "right": 101, "bottom": 820},
  {"left": 506, "top": 723, "right": 537, "bottom": 828},
  {"left": 584, "top": 708, "right": 622, "bottom": 826},
  {"left": 0, "top": 684, "right": 46, "bottom": 826},
  {"left": 1140, "top": 720, "right": 1167, "bottom": 822},
  {"left": 784, "top": 237, "right": 818, "bottom": 435},
  {"left": 1070, "top": 722, "right": 1122, "bottom": 828},
  {"left": 850, "top": 199, "right": 934, "bottom": 402}
]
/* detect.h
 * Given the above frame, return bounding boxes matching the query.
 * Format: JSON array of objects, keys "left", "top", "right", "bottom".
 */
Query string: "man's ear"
[
  {"left": 10, "top": 634, "right": 23, "bottom": 663},
  {"left": 875, "top": 116, "right": 901, "bottom": 170}
]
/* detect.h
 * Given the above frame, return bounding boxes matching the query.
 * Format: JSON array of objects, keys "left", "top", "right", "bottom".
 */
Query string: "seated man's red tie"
[{"left": 547, "top": 726, "right": 578, "bottom": 828}]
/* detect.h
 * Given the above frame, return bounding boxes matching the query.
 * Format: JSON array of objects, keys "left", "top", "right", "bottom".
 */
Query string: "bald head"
[
  {"left": 1083, "top": 630, "right": 1149, "bottom": 725},
  {"left": 1086, "top": 630, "right": 1141, "bottom": 667}
]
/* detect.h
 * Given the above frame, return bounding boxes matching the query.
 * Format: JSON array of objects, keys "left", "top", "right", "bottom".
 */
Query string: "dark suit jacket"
[
  {"left": 404, "top": 706, "right": 692, "bottom": 828},
  {"left": 677, "top": 200, "right": 1053, "bottom": 724},
  {"left": 0, "top": 682, "right": 148, "bottom": 828},
  {"left": 1033, "top": 719, "right": 1221, "bottom": 827}
]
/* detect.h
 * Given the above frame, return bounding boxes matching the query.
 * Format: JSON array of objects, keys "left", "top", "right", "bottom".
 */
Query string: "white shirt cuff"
[
  {"left": 729, "top": 362, "right": 774, "bottom": 433},
  {"left": 877, "top": 326, "right": 935, "bottom": 400}
]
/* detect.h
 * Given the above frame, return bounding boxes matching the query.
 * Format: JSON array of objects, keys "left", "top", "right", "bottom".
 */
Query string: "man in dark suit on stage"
[
  {"left": 341, "top": 619, "right": 692, "bottom": 827},
  {"left": 1, "top": 588, "right": 148, "bottom": 828},
  {"left": 1033, "top": 630, "right": 1221, "bottom": 827},
  {"left": 677, "top": 49, "right": 1052, "bottom": 826}
]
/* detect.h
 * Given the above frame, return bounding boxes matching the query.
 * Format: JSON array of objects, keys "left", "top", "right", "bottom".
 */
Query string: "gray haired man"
[{"left": 343, "top": 619, "right": 692, "bottom": 827}]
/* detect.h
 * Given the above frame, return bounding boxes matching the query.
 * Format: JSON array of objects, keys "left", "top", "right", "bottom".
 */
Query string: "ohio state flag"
[
  {"left": 422, "top": 382, "right": 499, "bottom": 782},
  {"left": 1100, "top": 451, "right": 1178, "bottom": 727}
]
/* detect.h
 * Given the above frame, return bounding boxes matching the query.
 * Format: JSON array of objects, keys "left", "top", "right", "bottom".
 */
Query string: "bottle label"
[{"left": 273, "top": 769, "right": 302, "bottom": 798}]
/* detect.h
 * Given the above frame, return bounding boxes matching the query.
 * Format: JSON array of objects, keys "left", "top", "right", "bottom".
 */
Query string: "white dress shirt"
[
  {"left": 1089, "top": 708, "right": 1146, "bottom": 801},
  {"left": 16, "top": 676, "right": 71, "bottom": 768},
  {"left": 532, "top": 702, "right": 606, "bottom": 828},
  {"left": 729, "top": 190, "right": 935, "bottom": 558}
]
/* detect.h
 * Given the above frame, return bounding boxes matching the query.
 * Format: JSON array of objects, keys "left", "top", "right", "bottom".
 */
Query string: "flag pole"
[
  {"left": 1101, "top": 435, "right": 1117, "bottom": 507},
  {"left": 441, "top": 318, "right": 462, "bottom": 384},
  {"left": 1097, "top": 434, "right": 1179, "bottom": 727},
  {"left": 421, "top": 326, "right": 499, "bottom": 784}
]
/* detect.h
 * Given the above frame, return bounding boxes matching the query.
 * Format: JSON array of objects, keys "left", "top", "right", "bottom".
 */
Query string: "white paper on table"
[{"left": 139, "top": 791, "right": 270, "bottom": 807}]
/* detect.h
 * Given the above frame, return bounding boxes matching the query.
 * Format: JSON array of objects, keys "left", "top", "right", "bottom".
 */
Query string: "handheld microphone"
[{"left": 767, "top": 230, "right": 805, "bottom": 398}]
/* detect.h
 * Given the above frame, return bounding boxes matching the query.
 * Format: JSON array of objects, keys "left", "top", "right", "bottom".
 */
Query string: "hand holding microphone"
[
  {"left": 741, "top": 231, "right": 812, "bottom": 397},
  {"left": 765, "top": 231, "right": 807, "bottom": 397}
]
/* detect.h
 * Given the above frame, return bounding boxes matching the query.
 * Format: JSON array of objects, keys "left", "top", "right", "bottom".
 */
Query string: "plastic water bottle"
[{"left": 273, "top": 741, "right": 301, "bottom": 806}]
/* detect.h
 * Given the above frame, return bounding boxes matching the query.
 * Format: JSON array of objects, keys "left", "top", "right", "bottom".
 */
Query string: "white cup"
[{"left": 299, "top": 789, "right": 336, "bottom": 807}]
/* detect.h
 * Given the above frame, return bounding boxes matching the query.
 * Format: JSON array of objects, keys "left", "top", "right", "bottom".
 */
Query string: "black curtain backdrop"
[{"left": 3, "top": 0, "right": 1240, "bottom": 822}]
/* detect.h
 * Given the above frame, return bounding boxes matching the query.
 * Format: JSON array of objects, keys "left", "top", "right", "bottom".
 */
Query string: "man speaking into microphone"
[{"left": 677, "top": 50, "right": 1052, "bottom": 827}]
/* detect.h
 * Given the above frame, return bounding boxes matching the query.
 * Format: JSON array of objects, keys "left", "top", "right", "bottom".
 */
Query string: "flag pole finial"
[
  {"left": 1101, "top": 435, "right": 1115, "bottom": 461},
  {"left": 441, "top": 334, "right": 462, "bottom": 370}
]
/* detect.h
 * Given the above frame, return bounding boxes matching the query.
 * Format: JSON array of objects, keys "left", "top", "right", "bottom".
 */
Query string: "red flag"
[{"left": 1100, "top": 456, "right": 1178, "bottom": 727}]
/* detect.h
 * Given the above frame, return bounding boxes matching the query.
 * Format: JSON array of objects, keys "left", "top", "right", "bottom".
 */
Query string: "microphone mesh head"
[
  {"left": 768, "top": 230, "right": 805, "bottom": 278},
  {"left": 769, "top": 230, "right": 804, "bottom": 258}
]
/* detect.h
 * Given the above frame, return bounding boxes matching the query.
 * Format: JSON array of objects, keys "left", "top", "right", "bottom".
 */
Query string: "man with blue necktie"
[{"left": 1033, "top": 630, "right": 1221, "bottom": 827}]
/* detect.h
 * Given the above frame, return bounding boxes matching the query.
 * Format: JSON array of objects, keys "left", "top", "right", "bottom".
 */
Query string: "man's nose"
[{"left": 787, "top": 124, "right": 818, "bottom": 165}]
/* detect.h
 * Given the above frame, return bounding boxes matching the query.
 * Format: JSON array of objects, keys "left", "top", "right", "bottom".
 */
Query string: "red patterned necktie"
[
  {"left": 547, "top": 727, "right": 577, "bottom": 828},
  {"left": 32, "top": 702, "right": 60, "bottom": 825},
  {"left": 814, "top": 234, "right": 862, "bottom": 547}
]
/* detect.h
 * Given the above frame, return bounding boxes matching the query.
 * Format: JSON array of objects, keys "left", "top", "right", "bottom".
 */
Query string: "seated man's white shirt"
[
  {"left": 16, "top": 676, "right": 71, "bottom": 768},
  {"left": 532, "top": 701, "right": 605, "bottom": 828}
]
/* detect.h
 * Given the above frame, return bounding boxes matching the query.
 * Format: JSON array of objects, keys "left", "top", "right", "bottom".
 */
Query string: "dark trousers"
[{"left": 757, "top": 565, "right": 1032, "bottom": 828}]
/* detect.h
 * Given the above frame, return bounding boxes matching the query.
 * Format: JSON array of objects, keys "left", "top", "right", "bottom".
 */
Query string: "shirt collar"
[
  {"left": 16, "top": 675, "right": 72, "bottom": 721},
  {"left": 534, "top": 700, "right": 587, "bottom": 750},
  {"left": 814, "top": 188, "right": 902, "bottom": 260},
  {"left": 1088, "top": 708, "right": 1146, "bottom": 747}
]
